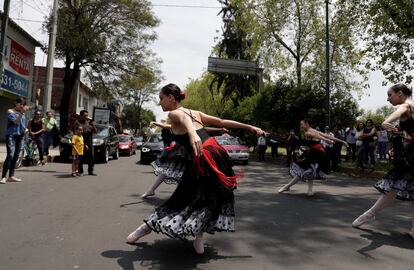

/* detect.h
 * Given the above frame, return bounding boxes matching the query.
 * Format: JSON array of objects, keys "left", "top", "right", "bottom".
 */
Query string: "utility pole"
[
  {"left": 43, "top": 0, "right": 59, "bottom": 112},
  {"left": 325, "top": 0, "right": 331, "bottom": 129},
  {"left": 0, "top": 0, "right": 11, "bottom": 78}
]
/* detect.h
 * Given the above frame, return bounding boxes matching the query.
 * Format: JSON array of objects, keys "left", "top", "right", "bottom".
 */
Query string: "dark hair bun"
[
  {"left": 179, "top": 92, "right": 186, "bottom": 101},
  {"left": 390, "top": 83, "right": 412, "bottom": 97}
]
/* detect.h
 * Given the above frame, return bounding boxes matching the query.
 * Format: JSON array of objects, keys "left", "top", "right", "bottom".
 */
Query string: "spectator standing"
[
  {"left": 74, "top": 110, "right": 97, "bottom": 176},
  {"left": 42, "top": 111, "right": 57, "bottom": 157},
  {"left": 361, "top": 119, "right": 377, "bottom": 169},
  {"left": 355, "top": 122, "right": 365, "bottom": 169},
  {"left": 71, "top": 126, "right": 86, "bottom": 177},
  {"left": 28, "top": 110, "right": 46, "bottom": 165},
  {"left": 286, "top": 129, "right": 300, "bottom": 166},
  {"left": 257, "top": 134, "right": 267, "bottom": 161},
  {"left": 377, "top": 127, "right": 389, "bottom": 160},
  {"left": 345, "top": 125, "right": 357, "bottom": 161},
  {"left": 1, "top": 98, "right": 28, "bottom": 183}
]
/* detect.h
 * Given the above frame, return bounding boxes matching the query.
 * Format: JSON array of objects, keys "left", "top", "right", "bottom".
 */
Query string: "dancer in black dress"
[
  {"left": 352, "top": 84, "right": 414, "bottom": 239},
  {"left": 126, "top": 83, "right": 266, "bottom": 254},
  {"left": 278, "top": 119, "right": 348, "bottom": 196}
]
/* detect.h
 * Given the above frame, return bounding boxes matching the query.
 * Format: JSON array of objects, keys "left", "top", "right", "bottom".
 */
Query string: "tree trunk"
[
  {"left": 296, "top": 58, "right": 302, "bottom": 86},
  {"left": 59, "top": 60, "right": 80, "bottom": 134}
]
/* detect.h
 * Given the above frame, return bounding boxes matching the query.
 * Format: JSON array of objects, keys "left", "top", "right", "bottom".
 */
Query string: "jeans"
[
  {"left": 2, "top": 135, "right": 23, "bottom": 178},
  {"left": 377, "top": 141, "right": 387, "bottom": 159},
  {"left": 32, "top": 136, "right": 44, "bottom": 161},
  {"left": 43, "top": 131, "right": 53, "bottom": 155}
]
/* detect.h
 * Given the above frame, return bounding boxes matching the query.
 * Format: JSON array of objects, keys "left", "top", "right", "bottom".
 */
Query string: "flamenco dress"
[
  {"left": 289, "top": 139, "right": 329, "bottom": 180},
  {"left": 374, "top": 112, "right": 414, "bottom": 200},
  {"left": 147, "top": 127, "right": 238, "bottom": 241}
]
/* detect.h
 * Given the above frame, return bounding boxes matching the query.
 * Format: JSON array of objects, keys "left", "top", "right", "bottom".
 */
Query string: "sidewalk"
[{"left": 0, "top": 143, "right": 60, "bottom": 167}]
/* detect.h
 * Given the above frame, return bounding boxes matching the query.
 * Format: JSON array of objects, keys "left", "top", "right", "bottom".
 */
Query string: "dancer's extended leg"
[
  {"left": 141, "top": 174, "right": 165, "bottom": 198},
  {"left": 352, "top": 190, "right": 397, "bottom": 227},
  {"left": 307, "top": 180, "right": 314, "bottom": 196},
  {"left": 126, "top": 223, "right": 152, "bottom": 244},
  {"left": 193, "top": 233, "right": 205, "bottom": 254},
  {"left": 278, "top": 176, "right": 300, "bottom": 193}
]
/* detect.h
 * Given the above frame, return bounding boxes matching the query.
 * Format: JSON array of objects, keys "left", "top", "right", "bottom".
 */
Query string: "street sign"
[
  {"left": 93, "top": 107, "right": 110, "bottom": 126},
  {"left": 207, "top": 57, "right": 262, "bottom": 76}
]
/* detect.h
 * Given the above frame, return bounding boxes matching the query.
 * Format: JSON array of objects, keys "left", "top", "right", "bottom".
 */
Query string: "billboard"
[{"left": 1, "top": 37, "right": 32, "bottom": 97}]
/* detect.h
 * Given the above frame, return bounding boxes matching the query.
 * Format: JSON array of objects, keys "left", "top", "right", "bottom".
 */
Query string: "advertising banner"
[
  {"left": 93, "top": 107, "right": 111, "bottom": 126},
  {"left": 1, "top": 37, "right": 32, "bottom": 97}
]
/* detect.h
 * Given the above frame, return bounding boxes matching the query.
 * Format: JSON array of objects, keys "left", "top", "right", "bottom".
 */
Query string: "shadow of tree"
[{"left": 101, "top": 239, "right": 251, "bottom": 270}]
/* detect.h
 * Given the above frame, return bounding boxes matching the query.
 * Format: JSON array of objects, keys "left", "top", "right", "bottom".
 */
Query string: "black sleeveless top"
[
  {"left": 400, "top": 104, "right": 414, "bottom": 136},
  {"left": 30, "top": 119, "right": 43, "bottom": 136},
  {"left": 171, "top": 109, "right": 210, "bottom": 152}
]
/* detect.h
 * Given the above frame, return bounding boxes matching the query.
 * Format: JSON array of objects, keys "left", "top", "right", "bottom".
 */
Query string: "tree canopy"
[{"left": 47, "top": 0, "right": 160, "bottom": 133}]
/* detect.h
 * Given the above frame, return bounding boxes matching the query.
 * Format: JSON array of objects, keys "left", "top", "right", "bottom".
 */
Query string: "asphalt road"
[{"left": 0, "top": 154, "right": 413, "bottom": 270}]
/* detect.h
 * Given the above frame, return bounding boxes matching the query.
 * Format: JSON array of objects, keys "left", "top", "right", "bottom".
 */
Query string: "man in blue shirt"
[{"left": 1, "top": 98, "right": 28, "bottom": 184}]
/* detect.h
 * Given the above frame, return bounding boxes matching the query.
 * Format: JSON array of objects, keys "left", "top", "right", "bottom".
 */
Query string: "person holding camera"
[
  {"left": 74, "top": 110, "right": 97, "bottom": 176},
  {"left": 1, "top": 98, "right": 29, "bottom": 184}
]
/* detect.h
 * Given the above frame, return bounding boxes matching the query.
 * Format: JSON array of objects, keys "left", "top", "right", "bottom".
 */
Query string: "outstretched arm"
[
  {"left": 199, "top": 112, "right": 266, "bottom": 136},
  {"left": 149, "top": 121, "right": 171, "bottom": 129}
]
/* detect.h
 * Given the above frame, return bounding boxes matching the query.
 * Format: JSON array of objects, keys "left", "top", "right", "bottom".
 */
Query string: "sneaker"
[
  {"left": 88, "top": 172, "right": 97, "bottom": 176},
  {"left": 8, "top": 176, "right": 22, "bottom": 182},
  {"left": 0, "top": 177, "right": 7, "bottom": 184},
  {"left": 352, "top": 212, "right": 375, "bottom": 227}
]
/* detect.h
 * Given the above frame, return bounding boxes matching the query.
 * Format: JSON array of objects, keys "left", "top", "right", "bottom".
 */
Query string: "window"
[
  {"left": 82, "top": 97, "right": 89, "bottom": 110},
  {"left": 78, "top": 94, "right": 82, "bottom": 106}
]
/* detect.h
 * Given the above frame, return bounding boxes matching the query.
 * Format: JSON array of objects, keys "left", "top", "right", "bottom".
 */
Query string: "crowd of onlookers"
[{"left": 257, "top": 118, "right": 401, "bottom": 172}]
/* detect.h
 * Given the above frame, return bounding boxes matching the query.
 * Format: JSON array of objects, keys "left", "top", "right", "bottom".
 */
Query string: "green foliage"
[
  {"left": 346, "top": 0, "right": 414, "bottom": 83},
  {"left": 182, "top": 73, "right": 234, "bottom": 117},
  {"left": 46, "top": 0, "right": 159, "bottom": 133},
  {"left": 121, "top": 104, "right": 155, "bottom": 131},
  {"left": 210, "top": 0, "right": 260, "bottom": 107},
  {"left": 237, "top": 0, "right": 367, "bottom": 95}
]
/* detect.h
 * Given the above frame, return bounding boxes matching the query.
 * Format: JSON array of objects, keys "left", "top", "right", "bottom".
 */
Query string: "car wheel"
[
  {"left": 243, "top": 160, "right": 248, "bottom": 165},
  {"left": 112, "top": 148, "right": 119, "bottom": 160},
  {"left": 104, "top": 147, "right": 110, "bottom": 163}
]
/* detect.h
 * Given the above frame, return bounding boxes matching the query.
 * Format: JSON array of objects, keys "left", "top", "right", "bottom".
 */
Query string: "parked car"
[
  {"left": 118, "top": 134, "right": 137, "bottom": 156},
  {"left": 215, "top": 135, "right": 249, "bottom": 165},
  {"left": 133, "top": 136, "right": 144, "bottom": 149},
  {"left": 93, "top": 125, "right": 119, "bottom": 162},
  {"left": 59, "top": 124, "right": 119, "bottom": 163},
  {"left": 140, "top": 134, "right": 164, "bottom": 164}
]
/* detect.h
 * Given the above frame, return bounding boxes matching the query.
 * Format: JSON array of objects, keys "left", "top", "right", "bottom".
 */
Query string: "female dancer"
[
  {"left": 352, "top": 84, "right": 414, "bottom": 239},
  {"left": 127, "top": 83, "right": 266, "bottom": 254},
  {"left": 278, "top": 119, "right": 348, "bottom": 196}
]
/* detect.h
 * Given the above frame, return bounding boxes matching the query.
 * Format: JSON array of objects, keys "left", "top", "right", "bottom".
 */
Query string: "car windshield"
[
  {"left": 134, "top": 137, "right": 143, "bottom": 142},
  {"left": 96, "top": 126, "right": 109, "bottom": 137},
  {"left": 118, "top": 136, "right": 130, "bottom": 142},
  {"left": 149, "top": 134, "right": 162, "bottom": 143},
  {"left": 216, "top": 137, "right": 243, "bottom": 145}
]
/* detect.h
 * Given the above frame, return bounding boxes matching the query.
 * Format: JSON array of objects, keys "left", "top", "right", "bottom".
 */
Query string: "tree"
[
  {"left": 182, "top": 73, "right": 234, "bottom": 117},
  {"left": 237, "top": 0, "right": 367, "bottom": 94},
  {"left": 210, "top": 0, "right": 260, "bottom": 107},
  {"left": 46, "top": 0, "right": 159, "bottom": 133},
  {"left": 121, "top": 105, "right": 155, "bottom": 132},
  {"left": 346, "top": 0, "right": 414, "bottom": 83}
]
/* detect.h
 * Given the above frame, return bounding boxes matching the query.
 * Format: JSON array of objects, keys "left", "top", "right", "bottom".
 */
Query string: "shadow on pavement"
[
  {"left": 356, "top": 228, "right": 414, "bottom": 257},
  {"left": 101, "top": 239, "right": 251, "bottom": 270}
]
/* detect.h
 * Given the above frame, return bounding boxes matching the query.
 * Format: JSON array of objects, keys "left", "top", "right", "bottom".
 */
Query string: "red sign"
[{"left": 9, "top": 40, "right": 31, "bottom": 76}]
